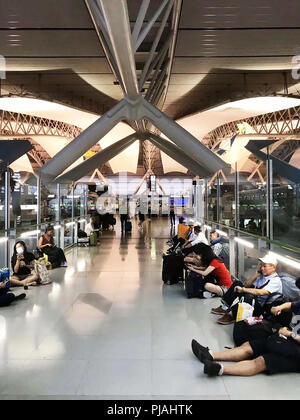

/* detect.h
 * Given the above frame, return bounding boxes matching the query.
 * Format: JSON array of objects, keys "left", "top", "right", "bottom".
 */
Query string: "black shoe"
[
  {"left": 191, "top": 339, "right": 213, "bottom": 363},
  {"left": 203, "top": 360, "right": 222, "bottom": 377},
  {"left": 24, "top": 286, "right": 28, "bottom": 290},
  {"left": 15, "top": 293, "right": 26, "bottom": 301}
]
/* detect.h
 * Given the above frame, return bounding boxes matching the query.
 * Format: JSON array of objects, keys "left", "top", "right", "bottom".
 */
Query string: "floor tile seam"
[{"left": 74, "top": 359, "right": 90, "bottom": 396}]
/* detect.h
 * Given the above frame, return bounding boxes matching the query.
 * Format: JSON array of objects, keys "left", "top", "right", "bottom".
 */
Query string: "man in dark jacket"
[{"left": 210, "top": 230, "right": 229, "bottom": 269}]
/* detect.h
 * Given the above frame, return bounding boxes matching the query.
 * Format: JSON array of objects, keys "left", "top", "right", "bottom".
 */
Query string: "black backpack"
[
  {"left": 184, "top": 271, "right": 204, "bottom": 299},
  {"left": 78, "top": 229, "right": 88, "bottom": 238},
  {"left": 262, "top": 292, "right": 292, "bottom": 327}
]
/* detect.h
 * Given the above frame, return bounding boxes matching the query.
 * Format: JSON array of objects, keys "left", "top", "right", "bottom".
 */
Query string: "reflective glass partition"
[
  {"left": 207, "top": 179, "right": 218, "bottom": 222},
  {"left": 238, "top": 163, "right": 267, "bottom": 237},
  {"left": 10, "top": 172, "right": 38, "bottom": 229},
  {"left": 202, "top": 221, "right": 300, "bottom": 284},
  {"left": 41, "top": 181, "right": 57, "bottom": 224},
  {"left": 272, "top": 170, "right": 300, "bottom": 249},
  {"left": 219, "top": 167, "right": 236, "bottom": 228},
  {"left": 0, "top": 173, "right": 5, "bottom": 231},
  {"left": 74, "top": 184, "right": 86, "bottom": 218},
  {"left": 60, "top": 185, "right": 72, "bottom": 220}
]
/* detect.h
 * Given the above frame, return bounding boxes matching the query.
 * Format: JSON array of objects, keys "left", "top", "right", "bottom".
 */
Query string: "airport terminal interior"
[{"left": 0, "top": 0, "right": 300, "bottom": 400}]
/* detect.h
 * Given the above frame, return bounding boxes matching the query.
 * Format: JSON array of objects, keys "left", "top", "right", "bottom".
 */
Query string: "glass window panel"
[
  {"left": 239, "top": 163, "right": 267, "bottom": 237},
  {"left": 272, "top": 144, "right": 300, "bottom": 248},
  {"left": 219, "top": 167, "right": 236, "bottom": 227}
]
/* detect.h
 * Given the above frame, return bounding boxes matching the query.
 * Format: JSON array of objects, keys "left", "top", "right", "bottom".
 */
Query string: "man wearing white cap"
[{"left": 212, "top": 253, "right": 282, "bottom": 325}]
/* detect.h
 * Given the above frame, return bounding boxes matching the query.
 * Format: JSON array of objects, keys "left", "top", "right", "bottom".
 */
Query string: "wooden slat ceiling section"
[{"left": 163, "top": 0, "right": 300, "bottom": 120}]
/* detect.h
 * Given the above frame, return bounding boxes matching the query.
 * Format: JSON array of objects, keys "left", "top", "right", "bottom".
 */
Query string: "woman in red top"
[{"left": 186, "top": 245, "right": 232, "bottom": 297}]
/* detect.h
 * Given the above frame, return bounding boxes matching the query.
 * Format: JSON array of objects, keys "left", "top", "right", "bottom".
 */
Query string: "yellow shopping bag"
[{"left": 236, "top": 297, "right": 255, "bottom": 322}]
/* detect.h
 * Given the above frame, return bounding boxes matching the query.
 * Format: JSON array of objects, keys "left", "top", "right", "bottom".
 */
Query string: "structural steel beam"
[
  {"left": 138, "top": 0, "right": 174, "bottom": 90},
  {"left": 56, "top": 134, "right": 137, "bottom": 183},
  {"left": 100, "top": 0, "right": 139, "bottom": 99},
  {"left": 142, "top": 100, "right": 227, "bottom": 173},
  {"left": 131, "top": 0, "right": 151, "bottom": 49},
  {"left": 147, "top": 132, "right": 212, "bottom": 178},
  {"left": 0, "top": 109, "right": 82, "bottom": 140},
  {"left": 39, "top": 99, "right": 128, "bottom": 180},
  {"left": 41, "top": 0, "right": 226, "bottom": 180}
]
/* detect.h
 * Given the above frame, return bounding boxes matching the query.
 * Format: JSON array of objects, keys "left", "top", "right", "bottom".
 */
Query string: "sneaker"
[
  {"left": 203, "top": 291, "right": 215, "bottom": 299},
  {"left": 14, "top": 293, "right": 26, "bottom": 301},
  {"left": 191, "top": 339, "right": 213, "bottom": 363},
  {"left": 217, "top": 313, "right": 235, "bottom": 325},
  {"left": 203, "top": 360, "right": 223, "bottom": 377},
  {"left": 211, "top": 305, "right": 227, "bottom": 315}
]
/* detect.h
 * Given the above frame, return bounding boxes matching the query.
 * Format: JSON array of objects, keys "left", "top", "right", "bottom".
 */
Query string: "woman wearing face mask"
[
  {"left": 10, "top": 241, "right": 39, "bottom": 286},
  {"left": 38, "top": 226, "right": 67, "bottom": 268}
]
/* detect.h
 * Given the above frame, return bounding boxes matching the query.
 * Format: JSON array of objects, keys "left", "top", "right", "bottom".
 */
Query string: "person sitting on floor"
[
  {"left": 38, "top": 226, "right": 67, "bottom": 268},
  {"left": 212, "top": 254, "right": 282, "bottom": 325},
  {"left": 191, "top": 279, "right": 300, "bottom": 377},
  {"left": 210, "top": 229, "right": 230, "bottom": 269},
  {"left": 233, "top": 277, "right": 300, "bottom": 347},
  {"left": 184, "top": 244, "right": 232, "bottom": 297},
  {"left": 0, "top": 281, "right": 26, "bottom": 307},
  {"left": 10, "top": 241, "right": 39, "bottom": 287},
  {"left": 166, "top": 217, "right": 190, "bottom": 250},
  {"left": 182, "top": 225, "right": 208, "bottom": 251},
  {"left": 85, "top": 216, "right": 97, "bottom": 236}
]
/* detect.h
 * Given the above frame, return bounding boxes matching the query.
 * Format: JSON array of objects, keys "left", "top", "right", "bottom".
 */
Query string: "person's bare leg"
[
  {"left": 212, "top": 341, "right": 254, "bottom": 362},
  {"left": 204, "top": 283, "right": 223, "bottom": 297},
  {"left": 10, "top": 274, "right": 39, "bottom": 287},
  {"left": 222, "top": 356, "right": 266, "bottom": 376}
]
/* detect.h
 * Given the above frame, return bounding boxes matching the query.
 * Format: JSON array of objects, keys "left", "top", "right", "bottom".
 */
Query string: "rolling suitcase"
[
  {"left": 89, "top": 232, "right": 97, "bottom": 246},
  {"left": 162, "top": 253, "right": 184, "bottom": 285},
  {"left": 125, "top": 220, "right": 132, "bottom": 232}
]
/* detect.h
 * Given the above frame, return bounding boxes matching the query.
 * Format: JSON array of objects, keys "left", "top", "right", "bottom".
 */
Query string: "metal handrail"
[{"left": 202, "top": 218, "right": 300, "bottom": 255}]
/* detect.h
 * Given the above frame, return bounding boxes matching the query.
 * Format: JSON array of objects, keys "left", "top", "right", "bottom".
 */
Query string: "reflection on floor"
[{"left": 0, "top": 217, "right": 298, "bottom": 400}]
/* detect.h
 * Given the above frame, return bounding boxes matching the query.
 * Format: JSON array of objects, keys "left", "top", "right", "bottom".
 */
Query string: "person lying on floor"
[
  {"left": 191, "top": 280, "right": 300, "bottom": 377},
  {"left": 38, "top": 226, "right": 67, "bottom": 268},
  {"left": 184, "top": 244, "right": 232, "bottom": 297},
  {"left": 0, "top": 281, "right": 26, "bottom": 307},
  {"left": 10, "top": 241, "right": 39, "bottom": 287},
  {"left": 211, "top": 254, "right": 282, "bottom": 325}
]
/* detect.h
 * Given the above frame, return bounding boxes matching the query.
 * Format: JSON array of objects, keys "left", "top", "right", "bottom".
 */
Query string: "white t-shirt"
[
  {"left": 85, "top": 222, "right": 94, "bottom": 236},
  {"left": 190, "top": 232, "right": 208, "bottom": 246}
]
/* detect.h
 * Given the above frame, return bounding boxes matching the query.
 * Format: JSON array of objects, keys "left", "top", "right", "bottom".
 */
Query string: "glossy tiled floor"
[{"left": 0, "top": 217, "right": 299, "bottom": 400}]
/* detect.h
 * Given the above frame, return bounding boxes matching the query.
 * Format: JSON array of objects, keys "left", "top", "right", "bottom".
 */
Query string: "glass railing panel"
[
  {"left": 202, "top": 217, "right": 300, "bottom": 287},
  {"left": 207, "top": 177, "right": 218, "bottom": 222},
  {"left": 64, "top": 219, "right": 75, "bottom": 248},
  {"left": 238, "top": 164, "right": 267, "bottom": 236},
  {"left": 41, "top": 181, "right": 57, "bottom": 224},
  {"left": 60, "top": 185, "right": 73, "bottom": 221},
  {"left": 10, "top": 173, "right": 38, "bottom": 229},
  {"left": 219, "top": 167, "right": 236, "bottom": 228},
  {"left": 272, "top": 167, "right": 300, "bottom": 249}
]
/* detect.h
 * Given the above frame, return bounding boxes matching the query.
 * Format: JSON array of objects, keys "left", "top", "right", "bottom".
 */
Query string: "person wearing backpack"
[
  {"left": 190, "top": 278, "right": 300, "bottom": 377},
  {"left": 212, "top": 254, "right": 282, "bottom": 325}
]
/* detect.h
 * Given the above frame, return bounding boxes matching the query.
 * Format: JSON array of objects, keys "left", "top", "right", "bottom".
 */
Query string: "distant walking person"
[{"left": 170, "top": 200, "right": 175, "bottom": 226}]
